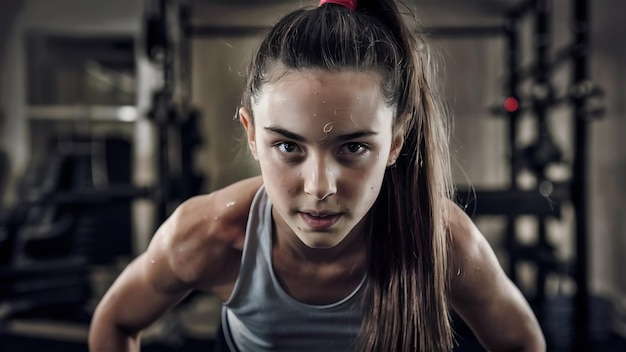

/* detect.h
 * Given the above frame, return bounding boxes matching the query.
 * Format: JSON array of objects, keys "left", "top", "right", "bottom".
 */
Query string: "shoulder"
[
  {"left": 173, "top": 176, "right": 264, "bottom": 247},
  {"left": 446, "top": 200, "right": 483, "bottom": 261},
  {"left": 445, "top": 199, "right": 503, "bottom": 295},
  {"left": 444, "top": 200, "right": 547, "bottom": 350},
  {"left": 151, "top": 176, "right": 264, "bottom": 289}
]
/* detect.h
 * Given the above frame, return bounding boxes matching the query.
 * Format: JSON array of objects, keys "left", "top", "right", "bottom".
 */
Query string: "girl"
[{"left": 89, "top": 0, "right": 545, "bottom": 351}]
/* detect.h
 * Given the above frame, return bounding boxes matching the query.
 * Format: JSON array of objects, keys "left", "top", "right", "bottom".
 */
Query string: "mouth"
[{"left": 298, "top": 211, "right": 342, "bottom": 230}]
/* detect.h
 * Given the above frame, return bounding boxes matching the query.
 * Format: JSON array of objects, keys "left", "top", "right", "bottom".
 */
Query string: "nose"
[{"left": 303, "top": 155, "right": 337, "bottom": 200}]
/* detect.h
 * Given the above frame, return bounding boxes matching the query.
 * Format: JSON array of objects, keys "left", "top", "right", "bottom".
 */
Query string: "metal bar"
[
  {"left": 505, "top": 15, "right": 521, "bottom": 188},
  {"left": 156, "top": 0, "right": 172, "bottom": 225},
  {"left": 513, "top": 243, "right": 567, "bottom": 272},
  {"left": 507, "top": 0, "right": 536, "bottom": 18},
  {"left": 179, "top": 0, "right": 193, "bottom": 113},
  {"left": 185, "top": 24, "right": 507, "bottom": 39},
  {"left": 456, "top": 187, "right": 566, "bottom": 217},
  {"left": 528, "top": 0, "right": 555, "bottom": 330},
  {"left": 155, "top": 92, "right": 171, "bottom": 225},
  {"left": 504, "top": 13, "right": 521, "bottom": 284},
  {"left": 425, "top": 25, "right": 506, "bottom": 39},
  {"left": 27, "top": 105, "right": 139, "bottom": 122},
  {"left": 517, "top": 44, "right": 572, "bottom": 80},
  {"left": 536, "top": 216, "right": 548, "bottom": 322},
  {"left": 533, "top": 0, "right": 552, "bottom": 121},
  {"left": 572, "top": 0, "right": 591, "bottom": 349},
  {"left": 185, "top": 25, "right": 270, "bottom": 38},
  {"left": 22, "top": 186, "right": 153, "bottom": 205},
  {"left": 506, "top": 218, "right": 517, "bottom": 283}
]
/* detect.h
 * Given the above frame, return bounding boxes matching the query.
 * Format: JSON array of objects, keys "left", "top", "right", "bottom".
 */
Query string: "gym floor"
[
  {"left": 2, "top": 328, "right": 626, "bottom": 351},
  {"left": 1, "top": 310, "right": 625, "bottom": 352}
]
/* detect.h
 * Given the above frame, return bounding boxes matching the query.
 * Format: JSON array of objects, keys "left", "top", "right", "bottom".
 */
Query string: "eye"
[
  {"left": 276, "top": 141, "right": 301, "bottom": 154},
  {"left": 338, "top": 142, "right": 368, "bottom": 155}
]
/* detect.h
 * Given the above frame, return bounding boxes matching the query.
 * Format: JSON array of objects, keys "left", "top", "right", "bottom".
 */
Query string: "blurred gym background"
[{"left": 0, "top": 0, "right": 624, "bottom": 351}]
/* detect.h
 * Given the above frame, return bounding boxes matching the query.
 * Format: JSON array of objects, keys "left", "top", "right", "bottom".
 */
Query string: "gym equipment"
[
  {"left": 1, "top": 0, "right": 205, "bottom": 332},
  {"left": 422, "top": 0, "right": 602, "bottom": 350},
  {"left": 144, "top": 0, "right": 205, "bottom": 225},
  {"left": 0, "top": 134, "right": 134, "bottom": 321},
  {"left": 506, "top": 2, "right": 599, "bottom": 350}
]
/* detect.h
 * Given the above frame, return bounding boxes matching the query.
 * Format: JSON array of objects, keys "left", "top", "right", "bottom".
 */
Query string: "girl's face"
[{"left": 241, "top": 69, "right": 404, "bottom": 249}]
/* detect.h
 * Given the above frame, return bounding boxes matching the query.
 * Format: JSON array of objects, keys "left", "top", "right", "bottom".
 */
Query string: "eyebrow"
[
  {"left": 263, "top": 126, "right": 377, "bottom": 142},
  {"left": 264, "top": 126, "right": 305, "bottom": 141}
]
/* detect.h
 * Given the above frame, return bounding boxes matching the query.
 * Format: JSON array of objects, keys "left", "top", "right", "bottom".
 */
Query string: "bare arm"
[
  {"left": 88, "top": 176, "right": 263, "bottom": 352},
  {"left": 88, "top": 195, "right": 212, "bottom": 352},
  {"left": 448, "top": 203, "right": 546, "bottom": 352},
  {"left": 88, "top": 251, "right": 191, "bottom": 351}
]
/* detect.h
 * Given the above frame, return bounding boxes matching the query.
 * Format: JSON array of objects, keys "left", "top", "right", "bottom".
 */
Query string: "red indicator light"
[{"left": 504, "top": 97, "right": 519, "bottom": 112}]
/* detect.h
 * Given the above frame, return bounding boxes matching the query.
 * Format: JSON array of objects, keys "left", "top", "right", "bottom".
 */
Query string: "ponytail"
[
  {"left": 354, "top": 1, "right": 454, "bottom": 350},
  {"left": 243, "top": 0, "right": 454, "bottom": 350}
]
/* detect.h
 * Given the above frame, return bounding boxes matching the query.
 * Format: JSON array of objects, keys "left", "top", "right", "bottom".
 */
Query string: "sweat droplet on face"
[
  {"left": 226, "top": 201, "right": 235, "bottom": 207},
  {"left": 151, "top": 259, "right": 156, "bottom": 264}
]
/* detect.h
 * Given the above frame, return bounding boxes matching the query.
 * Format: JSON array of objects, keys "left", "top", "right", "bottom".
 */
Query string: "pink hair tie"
[{"left": 319, "top": 0, "right": 357, "bottom": 11}]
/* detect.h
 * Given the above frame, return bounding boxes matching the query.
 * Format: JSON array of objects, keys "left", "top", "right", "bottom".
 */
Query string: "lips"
[{"left": 298, "top": 211, "right": 341, "bottom": 230}]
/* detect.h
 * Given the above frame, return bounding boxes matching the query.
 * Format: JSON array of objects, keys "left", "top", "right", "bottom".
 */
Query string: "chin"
[{"left": 299, "top": 234, "right": 343, "bottom": 249}]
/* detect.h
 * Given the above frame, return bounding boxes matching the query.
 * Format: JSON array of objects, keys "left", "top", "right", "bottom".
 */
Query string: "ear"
[
  {"left": 387, "top": 118, "right": 407, "bottom": 167},
  {"left": 239, "top": 107, "right": 258, "bottom": 160},
  {"left": 387, "top": 129, "right": 405, "bottom": 167}
]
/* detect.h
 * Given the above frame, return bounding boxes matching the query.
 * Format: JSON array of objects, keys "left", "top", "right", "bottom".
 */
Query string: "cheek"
[
  {"left": 341, "top": 159, "right": 387, "bottom": 197},
  {"left": 365, "top": 157, "right": 388, "bottom": 197},
  {"left": 258, "top": 151, "right": 289, "bottom": 175},
  {"left": 257, "top": 156, "right": 299, "bottom": 193}
]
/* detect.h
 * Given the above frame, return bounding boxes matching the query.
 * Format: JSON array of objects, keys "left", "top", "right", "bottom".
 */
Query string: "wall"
[
  {"left": 590, "top": 34, "right": 626, "bottom": 328},
  {"left": 189, "top": 1, "right": 309, "bottom": 191},
  {"left": 191, "top": 36, "right": 260, "bottom": 192}
]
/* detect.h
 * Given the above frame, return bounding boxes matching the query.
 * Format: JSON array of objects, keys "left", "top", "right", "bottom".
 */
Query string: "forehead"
[
  {"left": 257, "top": 68, "right": 383, "bottom": 106},
  {"left": 252, "top": 69, "right": 394, "bottom": 132}
]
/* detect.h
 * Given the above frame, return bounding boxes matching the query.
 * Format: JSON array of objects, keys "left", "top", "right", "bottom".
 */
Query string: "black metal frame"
[{"left": 571, "top": 0, "right": 592, "bottom": 349}]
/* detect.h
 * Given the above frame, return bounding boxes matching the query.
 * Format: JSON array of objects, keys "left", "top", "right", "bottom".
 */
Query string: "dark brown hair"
[{"left": 241, "top": 0, "right": 454, "bottom": 350}]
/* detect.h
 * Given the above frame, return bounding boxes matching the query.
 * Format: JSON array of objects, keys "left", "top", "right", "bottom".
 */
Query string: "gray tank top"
[{"left": 221, "top": 185, "right": 365, "bottom": 352}]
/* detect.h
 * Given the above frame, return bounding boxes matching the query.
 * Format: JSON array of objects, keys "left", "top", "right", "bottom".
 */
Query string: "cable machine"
[{"left": 435, "top": 0, "right": 601, "bottom": 350}]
